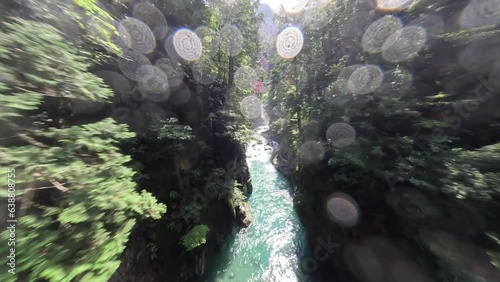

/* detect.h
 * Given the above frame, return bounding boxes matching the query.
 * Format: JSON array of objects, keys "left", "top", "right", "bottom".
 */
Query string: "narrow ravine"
[{"left": 204, "top": 127, "right": 309, "bottom": 282}]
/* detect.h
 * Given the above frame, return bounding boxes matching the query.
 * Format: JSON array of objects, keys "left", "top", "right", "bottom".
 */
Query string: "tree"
[
  {"left": 181, "top": 224, "right": 210, "bottom": 251},
  {"left": 267, "top": 0, "right": 500, "bottom": 280},
  {"left": 0, "top": 19, "right": 166, "bottom": 282}
]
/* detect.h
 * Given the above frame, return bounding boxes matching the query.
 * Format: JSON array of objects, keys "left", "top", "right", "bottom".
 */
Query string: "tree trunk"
[{"left": 228, "top": 55, "right": 234, "bottom": 87}]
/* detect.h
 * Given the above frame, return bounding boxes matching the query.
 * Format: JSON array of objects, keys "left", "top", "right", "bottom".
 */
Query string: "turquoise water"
[{"left": 205, "top": 134, "right": 309, "bottom": 282}]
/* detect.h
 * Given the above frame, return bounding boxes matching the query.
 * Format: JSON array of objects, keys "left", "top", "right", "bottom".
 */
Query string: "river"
[{"left": 204, "top": 127, "right": 310, "bottom": 282}]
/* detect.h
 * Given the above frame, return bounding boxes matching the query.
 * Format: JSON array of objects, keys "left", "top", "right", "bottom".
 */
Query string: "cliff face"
[{"left": 110, "top": 80, "right": 252, "bottom": 281}]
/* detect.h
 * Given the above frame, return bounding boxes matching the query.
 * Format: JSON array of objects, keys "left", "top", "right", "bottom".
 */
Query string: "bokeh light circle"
[
  {"left": 154, "top": 58, "right": 184, "bottom": 88},
  {"left": 376, "top": 0, "right": 415, "bottom": 11},
  {"left": 338, "top": 65, "right": 362, "bottom": 81},
  {"left": 235, "top": 66, "right": 258, "bottom": 91},
  {"left": 120, "top": 17, "right": 156, "bottom": 54},
  {"left": 136, "top": 65, "right": 170, "bottom": 102},
  {"left": 164, "top": 34, "right": 183, "bottom": 65},
  {"left": 118, "top": 50, "right": 152, "bottom": 81},
  {"left": 191, "top": 58, "right": 217, "bottom": 85},
  {"left": 375, "top": 68, "right": 413, "bottom": 98},
  {"left": 173, "top": 29, "right": 203, "bottom": 62},
  {"left": 282, "top": 0, "right": 309, "bottom": 13},
  {"left": 132, "top": 2, "right": 168, "bottom": 40},
  {"left": 219, "top": 25, "right": 244, "bottom": 57},
  {"left": 459, "top": 0, "right": 500, "bottom": 29},
  {"left": 382, "top": 26, "right": 427, "bottom": 63},
  {"left": 326, "top": 192, "right": 360, "bottom": 227},
  {"left": 276, "top": 27, "right": 304, "bottom": 59},
  {"left": 240, "top": 95, "right": 261, "bottom": 119},
  {"left": 326, "top": 123, "right": 356, "bottom": 148},
  {"left": 347, "top": 65, "right": 384, "bottom": 95},
  {"left": 195, "top": 26, "right": 220, "bottom": 58},
  {"left": 362, "top": 16, "right": 403, "bottom": 54},
  {"left": 301, "top": 141, "right": 326, "bottom": 165}
]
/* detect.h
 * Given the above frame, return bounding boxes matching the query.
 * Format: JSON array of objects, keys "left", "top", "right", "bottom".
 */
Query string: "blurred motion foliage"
[
  {"left": 0, "top": 18, "right": 165, "bottom": 282},
  {"left": 0, "top": 0, "right": 259, "bottom": 280}
]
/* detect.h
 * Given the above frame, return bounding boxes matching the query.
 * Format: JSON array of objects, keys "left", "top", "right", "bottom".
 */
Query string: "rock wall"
[{"left": 110, "top": 80, "right": 253, "bottom": 281}]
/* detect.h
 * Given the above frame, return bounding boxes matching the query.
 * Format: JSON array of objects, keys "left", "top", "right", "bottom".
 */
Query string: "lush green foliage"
[
  {"left": 0, "top": 19, "right": 165, "bottom": 281},
  {"left": 168, "top": 168, "right": 247, "bottom": 250},
  {"left": 154, "top": 118, "right": 193, "bottom": 141},
  {"left": 267, "top": 0, "right": 500, "bottom": 280},
  {"left": 181, "top": 224, "right": 210, "bottom": 251}
]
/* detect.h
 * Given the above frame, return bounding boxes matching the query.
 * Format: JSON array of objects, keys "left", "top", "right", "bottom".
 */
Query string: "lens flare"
[
  {"left": 382, "top": 26, "right": 427, "bottom": 63},
  {"left": 375, "top": 68, "right": 413, "bottom": 98},
  {"left": 118, "top": 50, "right": 152, "bottom": 81},
  {"left": 301, "top": 141, "right": 325, "bottom": 165},
  {"left": 191, "top": 58, "right": 217, "bottom": 85},
  {"left": 282, "top": 0, "right": 309, "bottom": 13},
  {"left": 326, "top": 192, "right": 360, "bottom": 227},
  {"left": 154, "top": 58, "right": 183, "bottom": 88},
  {"left": 326, "top": 123, "right": 356, "bottom": 148},
  {"left": 459, "top": 0, "right": 500, "bottom": 29},
  {"left": 195, "top": 26, "right": 220, "bottom": 58},
  {"left": 120, "top": 17, "right": 156, "bottom": 54},
  {"left": 276, "top": 27, "right": 304, "bottom": 59},
  {"left": 338, "top": 65, "right": 362, "bottom": 81},
  {"left": 235, "top": 66, "right": 258, "bottom": 91},
  {"left": 240, "top": 95, "right": 261, "bottom": 119},
  {"left": 219, "top": 25, "right": 244, "bottom": 57},
  {"left": 164, "top": 34, "right": 183, "bottom": 65},
  {"left": 136, "top": 65, "right": 170, "bottom": 102},
  {"left": 376, "top": 0, "right": 415, "bottom": 11},
  {"left": 347, "top": 65, "right": 384, "bottom": 95},
  {"left": 173, "top": 29, "right": 203, "bottom": 62},
  {"left": 132, "top": 2, "right": 168, "bottom": 40},
  {"left": 362, "top": 16, "right": 403, "bottom": 54}
]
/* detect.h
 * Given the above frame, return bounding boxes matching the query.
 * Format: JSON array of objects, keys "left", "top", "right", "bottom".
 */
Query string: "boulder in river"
[{"left": 236, "top": 202, "right": 254, "bottom": 227}]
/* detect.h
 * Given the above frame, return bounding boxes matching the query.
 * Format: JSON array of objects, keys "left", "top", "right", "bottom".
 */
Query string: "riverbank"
[{"left": 203, "top": 127, "right": 310, "bottom": 281}]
